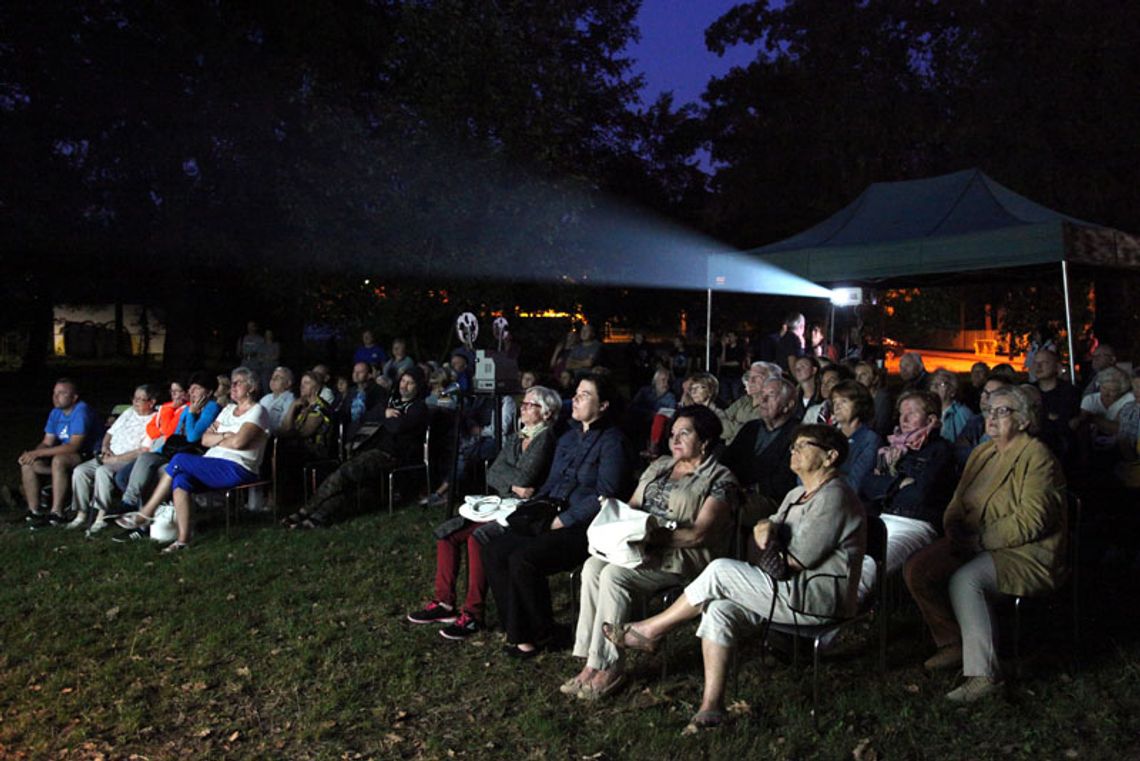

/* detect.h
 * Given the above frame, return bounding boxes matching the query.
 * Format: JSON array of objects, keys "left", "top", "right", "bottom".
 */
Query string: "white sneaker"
[
  {"left": 66, "top": 513, "right": 88, "bottom": 530},
  {"left": 86, "top": 518, "right": 108, "bottom": 536},
  {"left": 946, "top": 676, "right": 1003, "bottom": 703}
]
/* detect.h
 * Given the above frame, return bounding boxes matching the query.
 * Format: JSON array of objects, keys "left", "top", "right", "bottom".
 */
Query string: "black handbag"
[
  {"left": 506, "top": 496, "right": 567, "bottom": 536},
  {"left": 160, "top": 434, "right": 205, "bottom": 458},
  {"left": 746, "top": 523, "right": 794, "bottom": 581}
]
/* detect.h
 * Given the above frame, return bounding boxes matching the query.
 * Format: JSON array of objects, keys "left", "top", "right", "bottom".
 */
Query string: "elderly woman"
[
  {"left": 904, "top": 386, "right": 1066, "bottom": 703},
  {"left": 406, "top": 386, "right": 561, "bottom": 640},
  {"left": 562, "top": 406, "right": 737, "bottom": 699},
  {"left": 118, "top": 373, "right": 221, "bottom": 517},
  {"left": 683, "top": 372, "right": 730, "bottom": 432},
  {"left": 482, "top": 373, "right": 630, "bottom": 658},
  {"left": 831, "top": 380, "right": 884, "bottom": 496},
  {"left": 929, "top": 369, "right": 973, "bottom": 443},
  {"left": 858, "top": 390, "right": 956, "bottom": 596},
  {"left": 115, "top": 367, "right": 270, "bottom": 551},
  {"left": 1074, "top": 366, "right": 1134, "bottom": 439},
  {"left": 607, "top": 424, "right": 865, "bottom": 730}
]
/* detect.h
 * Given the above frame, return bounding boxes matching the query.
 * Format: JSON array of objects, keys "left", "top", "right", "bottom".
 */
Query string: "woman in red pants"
[{"left": 405, "top": 385, "right": 561, "bottom": 640}]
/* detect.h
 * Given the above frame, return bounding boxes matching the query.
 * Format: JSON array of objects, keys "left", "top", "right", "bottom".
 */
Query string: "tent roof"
[{"left": 723, "top": 168, "right": 1140, "bottom": 287}]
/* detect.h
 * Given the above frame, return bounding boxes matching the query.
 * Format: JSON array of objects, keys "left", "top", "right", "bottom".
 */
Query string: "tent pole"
[
  {"left": 1061, "top": 260, "right": 1077, "bottom": 383},
  {"left": 705, "top": 288, "right": 712, "bottom": 372},
  {"left": 828, "top": 304, "right": 836, "bottom": 350}
]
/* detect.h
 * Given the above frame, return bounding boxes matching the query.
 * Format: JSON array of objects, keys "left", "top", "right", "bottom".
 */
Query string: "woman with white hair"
[
  {"left": 115, "top": 367, "right": 270, "bottom": 552},
  {"left": 905, "top": 385, "right": 1066, "bottom": 703},
  {"left": 406, "top": 386, "right": 561, "bottom": 641}
]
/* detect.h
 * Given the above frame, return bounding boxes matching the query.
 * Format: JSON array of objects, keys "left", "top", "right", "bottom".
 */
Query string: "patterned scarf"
[{"left": 878, "top": 418, "right": 940, "bottom": 475}]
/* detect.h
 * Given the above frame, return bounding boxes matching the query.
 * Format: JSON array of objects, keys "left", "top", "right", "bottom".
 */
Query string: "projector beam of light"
[{"left": 706, "top": 251, "right": 834, "bottom": 298}]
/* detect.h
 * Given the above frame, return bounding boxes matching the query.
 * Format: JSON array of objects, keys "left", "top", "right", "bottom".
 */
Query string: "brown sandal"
[{"left": 602, "top": 622, "right": 662, "bottom": 654}]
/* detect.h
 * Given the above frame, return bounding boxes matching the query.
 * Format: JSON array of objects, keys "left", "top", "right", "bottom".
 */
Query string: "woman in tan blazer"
[{"left": 904, "top": 385, "right": 1066, "bottom": 703}]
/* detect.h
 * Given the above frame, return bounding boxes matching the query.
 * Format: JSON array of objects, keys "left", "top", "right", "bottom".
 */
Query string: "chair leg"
[
  {"left": 1012, "top": 596, "right": 1022, "bottom": 680},
  {"left": 388, "top": 471, "right": 395, "bottom": 515},
  {"left": 811, "top": 635, "right": 822, "bottom": 733}
]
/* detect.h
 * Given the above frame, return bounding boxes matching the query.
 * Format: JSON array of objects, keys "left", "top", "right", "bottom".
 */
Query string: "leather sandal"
[{"left": 602, "top": 622, "right": 661, "bottom": 654}]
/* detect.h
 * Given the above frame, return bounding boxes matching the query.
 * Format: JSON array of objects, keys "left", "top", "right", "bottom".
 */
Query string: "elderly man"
[
  {"left": 19, "top": 378, "right": 97, "bottom": 525},
  {"left": 67, "top": 384, "right": 158, "bottom": 531},
  {"left": 1082, "top": 344, "right": 1117, "bottom": 397},
  {"left": 898, "top": 352, "right": 929, "bottom": 392},
  {"left": 259, "top": 366, "right": 296, "bottom": 434},
  {"left": 721, "top": 377, "right": 800, "bottom": 514},
  {"left": 720, "top": 361, "right": 782, "bottom": 443}
]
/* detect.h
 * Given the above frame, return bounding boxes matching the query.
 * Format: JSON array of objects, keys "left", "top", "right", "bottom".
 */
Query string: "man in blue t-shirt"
[
  {"left": 353, "top": 329, "right": 388, "bottom": 370},
  {"left": 18, "top": 378, "right": 96, "bottom": 523}
]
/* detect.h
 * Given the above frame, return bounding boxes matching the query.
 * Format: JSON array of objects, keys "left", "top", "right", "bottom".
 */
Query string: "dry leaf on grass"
[
  {"left": 104, "top": 606, "right": 120, "bottom": 620},
  {"left": 852, "top": 737, "right": 878, "bottom": 761},
  {"left": 904, "top": 683, "right": 920, "bottom": 693},
  {"left": 228, "top": 730, "right": 240, "bottom": 742},
  {"left": 727, "top": 699, "right": 751, "bottom": 716}
]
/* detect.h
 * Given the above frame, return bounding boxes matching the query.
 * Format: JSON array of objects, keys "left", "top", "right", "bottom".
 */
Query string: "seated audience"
[
  {"left": 311, "top": 364, "right": 338, "bottom": 406},
  {"left": 859, "top": 390, "right": 956, "bottom": 595},
  {"left": 684, "top": 372, "right": 729, "bottom": 433},
  {"left": 716, "top": 330, "right": 745, "bottom": 403},
  {"left": 803, "top": 363, "right": 851, "bottom": 425},
  {"left": 275, "top": 371, "right": 336, "bottom": 506},
  {"left": 929, "top": 369, "right": 972, "bottom": 443},
  {"left": 214, "top": 373, "right": 232, "bottom": 407},
  {"left": 406, "top": 386, "right": 561, "bottom": 640},
  {"left": 563, "top": 406, "right": 737, "bottom": 699},
  {"left": 905, "top": 385, "right": 1066, "bottom": 703},
  {"left": 1080, "top": 343, "right": 1116, "bottom": 397},
  {"left": 898, "top": 352, "right": 930, "bottom": 392},
  {"left": 629, "top": 367, "right": 677, "bottom": 452},
  {"left": 963, "top": 361, "right": 990, "bottom": 413},
  {"left": 115, "top": 367, "right": 270, "bottom": 551},
  {"left": 1032, "top": 349, "right": 1079, "bottom": 466},
  {"left": 1074, "top": 366, "right": 1134, "bottom": 439},
  {"left": 342, "top": 362, "right": 385, "bottom": 429},
  {"left": 831, "top": 380, "right": 884, "bottom": 496},
  {"left": 720, "top": 362, "right": 781, "bottom": 443},
  {"left": 354, "top": 329, "right": 388, "bottom": 369},
  {"left": 482, "top": 373, "right": 630, "bottom": 658},
  {"left": 67, "top": 384, "right": 157, "bottom": 532},
  {"left": 607, "top": 424, "right": 864, "bottom": 731},
  {"left": 18, "top": 378, "right": 96, "bottom": 524},
  {"left": 954, "top": 374, "right": 1013, "bottom": 467},
  {"left": 283, "top": 367, "right": 429, "bottom": 528},
  {"left": 721, "top": 378, "right": 800, "bottom": 515},
  {"left": 120, "top": 373, "right": 221, "bottom": 513},
  {"left": 791, "top": 355, "right": 822, "bottom": 413},
  {"left": 1115, "top": 368, "right": 1140, "bottom": 489},
  {"left": 854, "top": 361, "right": 893, "bottom": 437},
  {"left": 259, "top": 366, "right": 296, "bottom": 434},
  {"left": 565, "top": 323, "right": 603, "bottom": 377}
]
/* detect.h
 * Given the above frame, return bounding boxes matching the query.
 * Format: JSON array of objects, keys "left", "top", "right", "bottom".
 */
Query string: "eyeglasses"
[
  {"left": 981, "top": 405, "right": 1015, "bottom": 419},
  {"left": 789, "top": 440, "right": 828, "bottom": 454},
  {"left": 520, "top": 401, "right": 542, "bottom": 409}
]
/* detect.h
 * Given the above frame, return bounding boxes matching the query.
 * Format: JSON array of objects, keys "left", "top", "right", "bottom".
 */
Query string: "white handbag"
[
  {"left": 149, "top": 502, "right": 178, "bottom": 543},
  {"left": 587, "top": 498, "right": 656, "bottom": 569}
]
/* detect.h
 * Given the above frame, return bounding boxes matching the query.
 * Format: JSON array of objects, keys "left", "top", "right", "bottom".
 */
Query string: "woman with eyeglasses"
[
  {"left": 604, "top": 424, "right": 864, "bottom": 732},
  {"left": 481, "top": 373, "right": 631, "bottom": 658},
  {"left": 904, "top": 385, "right": 1066, "bottom": 703},
  {"left": 561, "top": 406, "right": 737, "bottom": 700},
  {"left": 406, "top": 386, "right": 561, "bottom": 641},
  {"left": 928, "top": 369, "right": 972, "bottom": 443}
]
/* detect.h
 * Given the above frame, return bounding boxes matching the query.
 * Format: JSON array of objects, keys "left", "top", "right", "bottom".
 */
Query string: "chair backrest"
[{"left": 865, "top": 514, "right": 888, "bottom": 570}]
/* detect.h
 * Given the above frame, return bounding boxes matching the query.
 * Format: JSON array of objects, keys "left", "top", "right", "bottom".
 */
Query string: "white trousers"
[
  {"left": 859, "top": 513, "right": 938, "bottom": 599},
  {"left": 951, "top": 552, "right": 1002, "bottom": 678},
  {"left": 685, "top": 558, "right": 829, "bottom": 649},
  {"left": 573, "top": 555, "right": 683, "bottom": 669}
]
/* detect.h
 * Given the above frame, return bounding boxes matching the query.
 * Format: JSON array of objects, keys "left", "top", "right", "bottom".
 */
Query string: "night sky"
[{"left": 629, "top": 0, "right": 758, "bottom": 107}]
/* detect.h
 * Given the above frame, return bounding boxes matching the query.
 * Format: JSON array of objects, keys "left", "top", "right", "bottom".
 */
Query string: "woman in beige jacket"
[{"left": 905, "top": 385, "right": 1066, "bottom": 703}]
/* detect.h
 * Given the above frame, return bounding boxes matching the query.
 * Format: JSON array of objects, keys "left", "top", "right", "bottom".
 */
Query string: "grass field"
[{"left": 2, "top": 369, "right": 1140, "bottom": 759}]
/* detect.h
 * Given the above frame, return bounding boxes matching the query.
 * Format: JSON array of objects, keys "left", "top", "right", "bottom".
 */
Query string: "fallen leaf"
[
  {"left": 904, "top": 683, "right": 920, "bottom": 693},
  {"left": 228, "top": 731, "right": 240, "bottom": 742},
  {"left": 197, "top": 728, "right": 212, "bottom": 738},
  {"left": 60, "top": 687, "right": 74, "bottom": 694},
  {"left": 1065, "top": 751, "right": 1079, "bottom": 759},
  {"left": 105, "top": 606, "right": 120, "bottom": 620},
  {"left": 727, "top": 699, "right": 751, "bottom": 716},
  {"left": 235, "top": 666, "right": 251, "bottom": 678},
  {"left": 852, "top": 737, "right": 877, "bottom": 761},
  {"left": 226, "top": 593, "right": 236, "bottom": 601}
]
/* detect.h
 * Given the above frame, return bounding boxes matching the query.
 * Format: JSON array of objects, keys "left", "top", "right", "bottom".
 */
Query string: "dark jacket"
[
  {"left": 537, "top": 419, "right": 629, "bottom": 527},
  {"left": 720, "top": 416, "right": 799, "bottom": 502},
  {"left": 859, "top": 436, "right": 955, "bottom": 527},
  {"left": 486, "top": 428, "right": 556, "bottom": 496}
]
